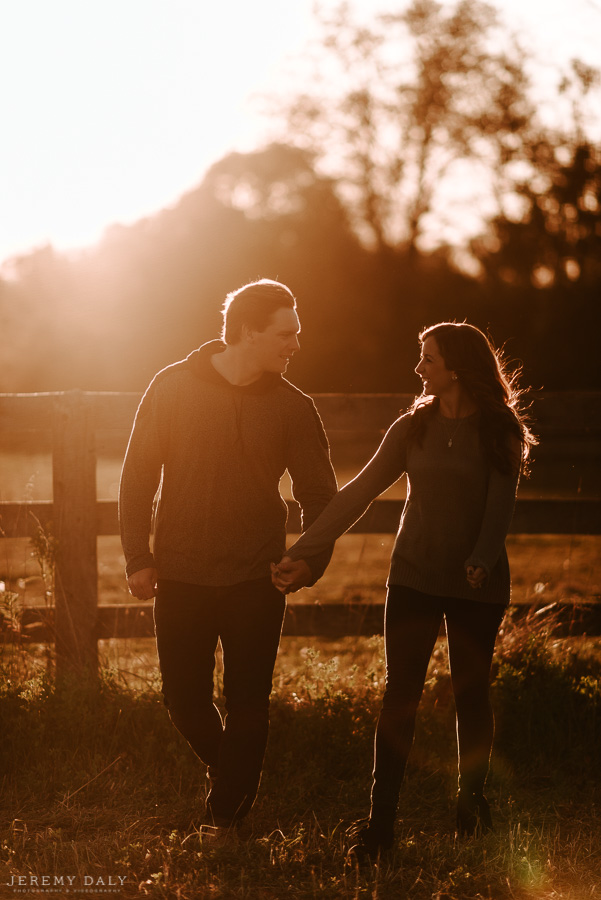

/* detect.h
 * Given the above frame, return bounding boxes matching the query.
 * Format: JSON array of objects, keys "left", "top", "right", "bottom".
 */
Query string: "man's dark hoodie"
[{"left": 119, "top": 341, "right": 338, "bottom": 587}]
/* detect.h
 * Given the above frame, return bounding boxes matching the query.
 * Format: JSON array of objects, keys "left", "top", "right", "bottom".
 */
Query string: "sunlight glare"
[
  {"left": 0, "top": 0, "right": 315, "bottom": 264},
  {"left": 0, "top": 0, "right": 599, "bottom": 266}
]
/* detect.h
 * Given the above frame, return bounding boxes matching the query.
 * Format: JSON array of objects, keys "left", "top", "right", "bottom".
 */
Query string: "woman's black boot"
[
  {"left": 346, "top": 815, "right": 395, "bottom": 863},
  {"left": 456, "top": 790, "right": 493, "bottom": 837}
]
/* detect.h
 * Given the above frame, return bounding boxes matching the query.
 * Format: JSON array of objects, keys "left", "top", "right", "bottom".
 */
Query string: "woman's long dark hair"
[{"left": 407, "top": 322, "right": 537, "bottom": 474}]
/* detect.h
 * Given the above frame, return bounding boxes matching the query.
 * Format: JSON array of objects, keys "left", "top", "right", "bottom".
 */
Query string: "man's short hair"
[{"left": 221, "top": 279, "right": 296, "bottom": 344}]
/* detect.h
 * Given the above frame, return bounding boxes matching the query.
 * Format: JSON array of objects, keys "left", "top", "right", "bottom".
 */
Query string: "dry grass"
[
  {"left": 1, "top": 450, "right": 600, "bottom": 896},
  {"left": 0, "top": 617, "right": 600, "bottom": 899}
]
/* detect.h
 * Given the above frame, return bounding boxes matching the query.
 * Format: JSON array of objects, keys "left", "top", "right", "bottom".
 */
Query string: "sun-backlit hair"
[
  {"left": 221, "top": 279, "right": 296, "bottom": 344},
  {"left": 408, "top": 322, "right": 537, "bottom": 474}
]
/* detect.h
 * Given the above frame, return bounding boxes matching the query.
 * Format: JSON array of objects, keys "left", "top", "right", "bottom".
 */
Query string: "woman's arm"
[
  {"left": 281, "top": 416, "right": 409, "bottom": 580},
  {"left": 465, "top": 434, "right": 522, "bottom": 579}
]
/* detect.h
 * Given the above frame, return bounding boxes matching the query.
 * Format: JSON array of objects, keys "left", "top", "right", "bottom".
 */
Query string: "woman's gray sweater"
[{"left": 286, "top": 411, "right": 520, "bottom": 605}]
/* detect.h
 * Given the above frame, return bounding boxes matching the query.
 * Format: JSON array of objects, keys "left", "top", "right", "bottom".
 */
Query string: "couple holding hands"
[{"left": 119, "top": 278, "right": 535, "bottom": 860}]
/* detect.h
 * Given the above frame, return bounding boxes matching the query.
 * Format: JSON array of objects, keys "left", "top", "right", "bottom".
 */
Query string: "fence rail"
[
  {"left": 1, "top": 390, "right": 600, "bottom": 675},
  {"left": 2, "top": 496, "right": 600, "bottom": 540},
  {"left": 14, "top": 599, "right": 601, "bottom": 644}
]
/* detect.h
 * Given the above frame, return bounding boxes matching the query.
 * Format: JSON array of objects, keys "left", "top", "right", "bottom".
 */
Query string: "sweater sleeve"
[
  {"left": 465, "top": 438, "right": 521, "bottom": 576},
  {"left": 286, "top": 416, "right": 408, "bottom": 578},
  {"left": 118, "top": 380, "right": 167, "bottom": 578},
  {"left": 285, "top": 398, "right": 338, "bottom": 584}
]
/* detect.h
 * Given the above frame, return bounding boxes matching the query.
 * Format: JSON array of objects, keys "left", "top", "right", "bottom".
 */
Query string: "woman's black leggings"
[{"left": 370, "top": 585, "right": 506, "bottom": 822}]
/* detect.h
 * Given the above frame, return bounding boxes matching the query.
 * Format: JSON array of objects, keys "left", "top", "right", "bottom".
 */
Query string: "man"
[{"left": 119, "top": 278, "right": 337, "bottom": 839}]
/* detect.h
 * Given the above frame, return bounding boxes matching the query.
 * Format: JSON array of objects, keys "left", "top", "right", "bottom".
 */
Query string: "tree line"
[{"left": 1, "top": 0, "right": 599, "bottom": 396}]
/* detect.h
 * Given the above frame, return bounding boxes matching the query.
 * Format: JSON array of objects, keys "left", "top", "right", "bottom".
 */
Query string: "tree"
[
  {"left": 464, "top": 53, "right": 601, "bottom": 388},
  {"left": 473, "top": 140, "right": 601, "bottom": 291},
  {"left": 197, "top": 144, "right": 385, "bottom": 390},
  {"left": 467, "top": 137, "right": 601, "bottom": 388},
  {"left": 273, "top": 0, "right": 534, "bottom": 258},
  {"left": 0, "top": 145, "right": 378, "bottom": 392},
  {"left": 472, "top": 57, "right": 601, "bottom": 289}
]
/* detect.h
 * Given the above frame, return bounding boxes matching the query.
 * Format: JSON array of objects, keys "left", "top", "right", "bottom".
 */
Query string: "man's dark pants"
[{"left": 154, "top": 576, "right": 286, "bottom": 825}]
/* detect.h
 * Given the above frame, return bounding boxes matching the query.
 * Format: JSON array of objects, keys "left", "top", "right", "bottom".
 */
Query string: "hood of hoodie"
[{"left": 185, "top": 340, "right": 283, "bottom": 395}]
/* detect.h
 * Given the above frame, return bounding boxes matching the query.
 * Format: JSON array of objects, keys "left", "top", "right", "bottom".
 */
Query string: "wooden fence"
[{"left": 1, "top": 390, "right": 600, "bottom": 676}]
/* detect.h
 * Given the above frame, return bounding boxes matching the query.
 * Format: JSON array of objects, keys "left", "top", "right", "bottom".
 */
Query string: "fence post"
[{"left": 52, "top": 391, "right": 98, "bottom": 678}]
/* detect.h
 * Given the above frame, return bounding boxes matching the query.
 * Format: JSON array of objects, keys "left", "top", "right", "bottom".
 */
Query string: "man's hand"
[
  {"left": 466, "top": 565, "right": 486, "bottom": 590},
  {"left": 127, "top": 567, "right": 158, "bottom": 600},
  {"left": 270, "top": 557, "right": 312, "bottom": 594}
]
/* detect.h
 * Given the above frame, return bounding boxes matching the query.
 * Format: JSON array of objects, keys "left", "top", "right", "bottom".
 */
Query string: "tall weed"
[{"left": 492, "top": 604, "right": 601, "bottom": 776}]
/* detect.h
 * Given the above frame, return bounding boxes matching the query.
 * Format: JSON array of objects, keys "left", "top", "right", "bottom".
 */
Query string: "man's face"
[{"left": 247, "top": 307, "right": 301, "bottom": 375}]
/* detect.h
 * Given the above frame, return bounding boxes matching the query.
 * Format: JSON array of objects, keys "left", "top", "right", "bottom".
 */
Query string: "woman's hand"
[
  {"left": 271, "top": 557, "right": 312, "bottom": 594},
  {"left": 466, "top": 565, "right": 486, "bottom": 590}
]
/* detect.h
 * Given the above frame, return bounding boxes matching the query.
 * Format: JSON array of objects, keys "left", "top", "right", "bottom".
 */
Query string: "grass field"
[
  {"left": 1, "top": 536, "right": 600, "bottom": 899},
  {"left": 0, "top": 609, "right": 600, "bottom": 899},
  {"left": 1, "top": 448, "right": 600, "bottom": 897}
]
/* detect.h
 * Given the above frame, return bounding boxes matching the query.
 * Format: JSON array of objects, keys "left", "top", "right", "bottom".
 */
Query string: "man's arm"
[
  {"left": 284, "top": 396, "right": 338, "bottom": 588},
  {"left": 118, "top": 382, "right": 166, "bottom": 590}
]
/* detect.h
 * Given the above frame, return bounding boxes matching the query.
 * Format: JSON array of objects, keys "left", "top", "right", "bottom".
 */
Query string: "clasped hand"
[
  {"left": 271, "top": 556, "right": 312, "bottom": 594},
  {"left": 466, "top": 565, "right": 486, "bottom": 589}
]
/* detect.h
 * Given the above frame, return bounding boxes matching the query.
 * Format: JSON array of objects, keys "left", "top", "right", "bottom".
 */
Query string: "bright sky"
[{"left": 1, "top": 0, "right": 600, "bottom": 268}]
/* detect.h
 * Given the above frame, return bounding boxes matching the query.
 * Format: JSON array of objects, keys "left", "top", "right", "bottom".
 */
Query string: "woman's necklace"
[{"left": 442, "top": 416, "right": 465, "bottom": 448}]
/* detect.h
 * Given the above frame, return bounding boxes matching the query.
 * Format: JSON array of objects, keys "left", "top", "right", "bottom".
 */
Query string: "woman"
[{"left": 272, "top": 322, "right": 536, "bottom": 859}]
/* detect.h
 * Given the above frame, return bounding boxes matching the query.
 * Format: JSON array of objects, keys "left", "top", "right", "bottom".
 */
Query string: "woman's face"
[{"left": 415, "top": 336, "right": 456, "bottom": 397}]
